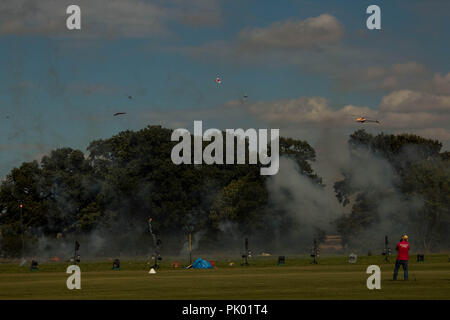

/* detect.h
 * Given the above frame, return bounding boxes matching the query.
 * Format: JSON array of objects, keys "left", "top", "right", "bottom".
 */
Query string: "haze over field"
[
  {"left": 0, "top": 1, "right": 449, "bottom": 259},
  {"left": 1, "top": 0, "right": 450, "bottom": 178}
]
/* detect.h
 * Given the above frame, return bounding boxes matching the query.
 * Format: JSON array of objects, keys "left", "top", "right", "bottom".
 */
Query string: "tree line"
[{"left": 0, "top": 126, "right": 448, "bottom": 257}]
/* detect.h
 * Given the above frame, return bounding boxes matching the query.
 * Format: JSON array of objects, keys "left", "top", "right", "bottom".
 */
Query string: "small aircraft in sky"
[
  {"left": 355, "top": 116, "right": 380, "bottom": 124},
  {"left": 215, "top": 75, "right": 222, "bottom": 87}
]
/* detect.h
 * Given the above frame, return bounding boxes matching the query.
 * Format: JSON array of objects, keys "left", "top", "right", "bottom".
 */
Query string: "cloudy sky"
[{"left": 0, "top": 0, "right": 449, "bottom": 177}]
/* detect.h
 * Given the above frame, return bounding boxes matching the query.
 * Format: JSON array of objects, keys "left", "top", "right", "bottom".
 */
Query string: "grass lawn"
[{"left": 0, "top": 254, "right": 448, "bottom": 299}]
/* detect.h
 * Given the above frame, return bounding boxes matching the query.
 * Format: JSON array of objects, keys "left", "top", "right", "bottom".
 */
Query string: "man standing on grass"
[{"left": 393, "top": 234, "right": 410, "bottom": 280}]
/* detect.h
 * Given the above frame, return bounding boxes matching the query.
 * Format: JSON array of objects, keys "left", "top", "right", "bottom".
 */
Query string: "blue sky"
[{"left": 1, "top": 0, "right": 450, "bottom": 177}]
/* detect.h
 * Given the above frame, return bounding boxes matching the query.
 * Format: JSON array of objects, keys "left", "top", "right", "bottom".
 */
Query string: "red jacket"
[{"left": 396, "top": 240, "right": 410, "bottom": 261}]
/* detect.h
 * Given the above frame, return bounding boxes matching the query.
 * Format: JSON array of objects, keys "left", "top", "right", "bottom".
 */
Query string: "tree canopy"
[
  {"left": 0, "top": 127, "right": 448, "bottom": 257},
  {"left": 334, "top": 130, "right": 449, "bottom": 252},
  {"left": 0, "top": 125, "right": 319, "bottom": 257}
]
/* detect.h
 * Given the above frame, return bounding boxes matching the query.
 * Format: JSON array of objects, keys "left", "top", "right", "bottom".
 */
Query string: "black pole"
[
  {"left": 314, "top": 239, "right": 317, "bottom": 264},
  {"left": 74, "top": 241, "right": 80, "bottom": 265},
  {"left": 312, "top": 239, "right": 319, "bottom": 264},
  {"left": 384, "top": 236, "right": 389, "bottom": 262},
  {"left": 153, "top": 238, "right": 161, "bottom": 269},
  {"left": 246, "top": 238, "right": 249, "bottom": 265},
  {"left": 242, "top": 238, "right": 249, "bottom": 266},
  {"left": 148, "top": 218, "right": 161, "bottom": 269},
  {"left": 189, "top": 232, "right": 192, "bottom": 265},
  {"left": 20, "top": 204, "right": 24, "bottom": 260}
]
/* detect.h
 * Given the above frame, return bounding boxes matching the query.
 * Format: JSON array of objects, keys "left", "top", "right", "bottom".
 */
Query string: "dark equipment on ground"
[
  {"left": 241, "top": 238, "right": 251, "bottom": 266},
  {"left": 148, "top": 218, "right": 162, "bottom": 269},
  {"left": 188, "top": 232, "right": 192, "bottom": 265},
  {"left": 348, "top": 253, "right": 357, "bottom": 263},
  {"left": 73, "top": 241, "right": 80, "bottom": 264},
  {"left": 417, "top": 254, "right": 424, "bottom": 263},
  {"left": 382, "top": 236, "right": 391, "bottom": 262},
  {"left": 152, "top": 239, "right": 162, "bottom": 269},
  {"left": 19, "top": 203, "right": 25, "bottom": 261},
  {"left": 277, "top": 256, "right": 285, "bottom": 265},
  {"left": 311, "top": 239, "right": 320, "bottom": 264},
  {"left": 112, "top": 259, "right": 120, "bottom": 270},
  {"left": 30, "top": 260, "right": 39, "bottom": 271}
]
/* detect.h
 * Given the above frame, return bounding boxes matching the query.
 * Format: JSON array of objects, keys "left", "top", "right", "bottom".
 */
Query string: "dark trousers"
[{"left": 393, "top": 260, "right": 408, "bottom": 280}]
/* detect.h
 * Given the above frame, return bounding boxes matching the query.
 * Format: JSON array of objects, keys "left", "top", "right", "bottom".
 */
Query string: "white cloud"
[
  {"left": 342, "top": 61, "right": 429, "bottom": 92},
  {"left": 170, "top": 0, "right": 223, "bottom": 27},
  {"left": 379, "top": 90, "right": 450, "bottom": 113},
  {"left": 225, "top": 92, "right": 450, "bottom": 148},
  {"left": 391, "top": 62, "right": 426, "bottom": 76},
  {"left": 413, "top": 127, "right": 450, "bottom": 142},
  {"left": 376, "top": 90, "right": 450, "bottom": 143},
  {"left": 237, "top": 14, "right": 344, "bottom": 50},
  {"left": 0, "top": 0, "right": 222, "bottom": 37},
  {"left": 228, "top": 96, "right": 374, "bottom": 127},
  {"left": 431, "top": 72, "right": 450, "bottom": 94},
  {"left": 349, "top": 63, "right": 450, "bottom": 95},
  {"left": 0, "top": 0, "right": 167, "bottom": 37}
]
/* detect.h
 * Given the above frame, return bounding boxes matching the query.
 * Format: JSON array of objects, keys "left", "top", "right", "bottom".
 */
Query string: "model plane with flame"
[{"left": 355, "top": 116, "right": 380, "bottom": 124}]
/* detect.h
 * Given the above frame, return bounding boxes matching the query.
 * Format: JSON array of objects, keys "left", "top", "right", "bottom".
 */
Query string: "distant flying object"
[
  {"left": 215, "top": 75, "right": 222, "bottom": 87},
  {"left": 113, "top": 112, "right": 127, "bottom": 116},
  {"left": 128, "top": 96, "right": 133, "bottom": 99},
  {"left": 355, "top": 117, "right": 380, "bottom": 124}
]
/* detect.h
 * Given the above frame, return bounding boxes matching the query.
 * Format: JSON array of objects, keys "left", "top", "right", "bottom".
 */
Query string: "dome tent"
[{"left": 192, "top": 258, "right": 213, "bottom": 269}]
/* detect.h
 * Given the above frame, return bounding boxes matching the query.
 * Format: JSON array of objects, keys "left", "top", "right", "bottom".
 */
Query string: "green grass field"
[{"left": 0, "top": 254, "right": 449, "bottom": 299}]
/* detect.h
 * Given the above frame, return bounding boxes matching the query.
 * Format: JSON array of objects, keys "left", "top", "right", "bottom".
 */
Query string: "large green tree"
[
  {"left": 334, "top": 130, "right": 448, "bottom": 251},
  {"left": 0, "top": 125, "right": 321, "bottom": 256}
]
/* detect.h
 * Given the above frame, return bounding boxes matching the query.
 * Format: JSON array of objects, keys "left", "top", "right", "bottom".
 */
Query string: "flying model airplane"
[
  {"left": 215, "top": 75, "right": 222, "bottom": 87},
  {"left": 355, "top": 116, "right": 380, "bottom": 124}
]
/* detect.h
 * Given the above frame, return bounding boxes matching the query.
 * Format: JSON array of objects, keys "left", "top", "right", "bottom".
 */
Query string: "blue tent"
[{"left": 192, "top": 258, "right": 213, "bottom": 269}]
